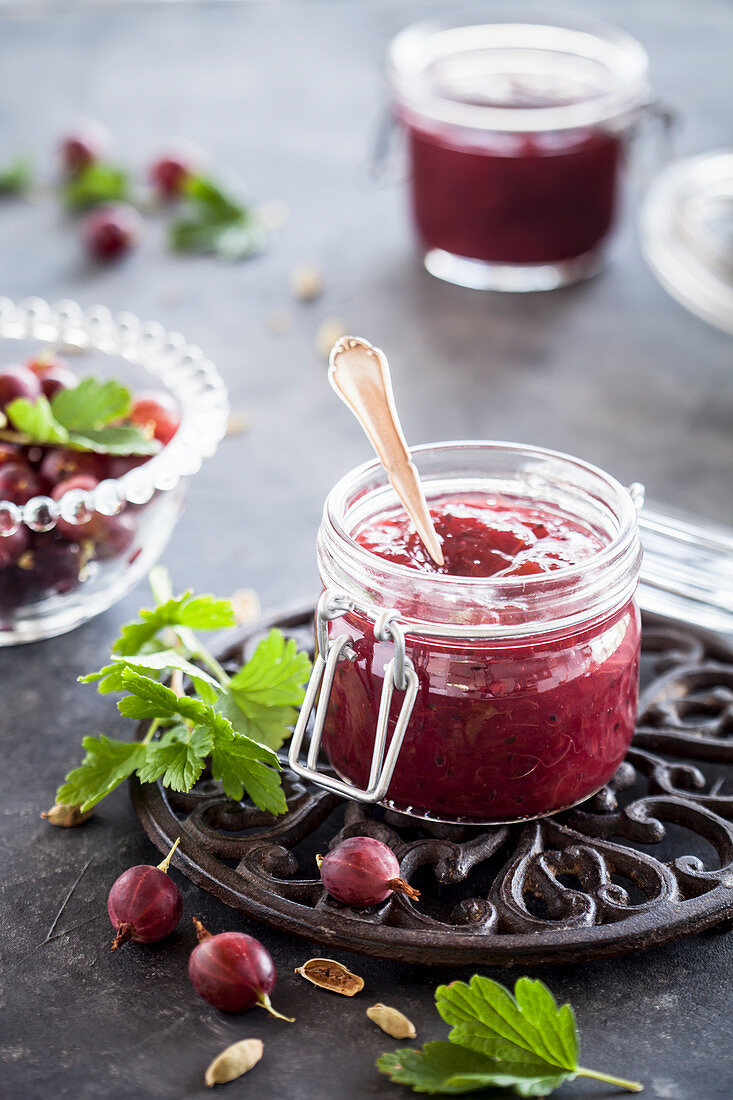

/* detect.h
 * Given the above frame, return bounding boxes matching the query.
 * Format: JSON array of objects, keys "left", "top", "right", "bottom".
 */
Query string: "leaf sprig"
[
  {"left": 0, "top": 155, "right": 33, "bottom": 196},
  {"left": 62, "top": 161, "right": 130, "bottom": 209},
  {"left": 378, "top": 975, "right": 643, "bottom": 1096},
  {"left": 0, "top": 375, "right": 157, "bottom": 455},
  {"left": 56, "top": 568, "right": 312, "bottom": 815},
  {"left": 170, "top": 176, "right": 268, "bottom": 260}
]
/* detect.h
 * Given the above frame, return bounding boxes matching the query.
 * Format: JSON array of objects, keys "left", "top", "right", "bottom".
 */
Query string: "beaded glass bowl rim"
[{"left": 0, "top": 297, "right": 229, "bottom": 535}]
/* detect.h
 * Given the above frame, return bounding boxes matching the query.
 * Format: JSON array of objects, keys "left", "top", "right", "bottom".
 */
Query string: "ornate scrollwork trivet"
[{"left": 130, "top": 606, "right": 733, "bottom": 965}]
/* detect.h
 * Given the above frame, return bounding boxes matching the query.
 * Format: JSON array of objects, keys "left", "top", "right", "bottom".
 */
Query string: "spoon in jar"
[{"left": 328, "top": 335, "right": 444, "bottom": 567}]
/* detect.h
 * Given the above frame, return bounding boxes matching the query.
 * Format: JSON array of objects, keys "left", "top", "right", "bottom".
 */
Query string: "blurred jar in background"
[{"left": 386, "top": 13, "right": 650, "bottom": 291}]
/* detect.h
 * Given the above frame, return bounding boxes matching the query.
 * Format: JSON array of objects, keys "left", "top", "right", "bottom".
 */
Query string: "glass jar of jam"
[
  {"left": 289, "top": 442, "right": 642, "bottom": 825},
  {"left": 386, "top": 14, "right": 650, "bottom": 291}
]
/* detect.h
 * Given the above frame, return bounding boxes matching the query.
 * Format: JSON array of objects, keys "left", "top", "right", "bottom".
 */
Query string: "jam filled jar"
[
  {"left": 289, "top": 442, "right": 643, "bottom": 825},
  {"left": 386, "top": 15, "right": 650, "bottom": 291}
]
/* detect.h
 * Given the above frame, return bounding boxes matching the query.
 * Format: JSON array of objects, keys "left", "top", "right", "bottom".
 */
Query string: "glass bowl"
[{"left": 0, "top": 297, "right": 229, "bottom": 645}]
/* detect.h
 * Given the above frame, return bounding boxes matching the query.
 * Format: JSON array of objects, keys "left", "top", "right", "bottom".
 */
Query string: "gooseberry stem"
[
  {"left": 387, "top": 877, "right": 420, "bottom": 900},
  {"left": 257, "top": 993, "right": 295, "bottom": 1023},
  {"left": 111, "top": 922, "right": 134, "bottom": 952},
  {"left": 577, "top": 1067, "right": 643, "bottom": 1092},
  {"left": 193, "top": 917, "right": 212, "bottom": 943},
  {"left": 156, "top": 836, "right": 181, "bottom": 874}
]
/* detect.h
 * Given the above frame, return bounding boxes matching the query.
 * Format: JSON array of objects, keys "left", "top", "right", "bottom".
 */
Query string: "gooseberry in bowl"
[{"left": 0, "top": 297, "right": 229, "bottom": 645}]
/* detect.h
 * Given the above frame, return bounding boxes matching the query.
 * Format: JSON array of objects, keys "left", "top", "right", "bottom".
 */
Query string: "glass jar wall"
[
  {"left": 316, "top": 442, "right": 643, "bottom": 824},
  {"left": 386, "top": 15, "right": 650, "bottom": 291}
]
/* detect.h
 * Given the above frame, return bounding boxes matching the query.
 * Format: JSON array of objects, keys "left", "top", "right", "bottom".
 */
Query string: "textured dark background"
[{"left": 0, "top": 1, "right": 732, "bottom": 1098}]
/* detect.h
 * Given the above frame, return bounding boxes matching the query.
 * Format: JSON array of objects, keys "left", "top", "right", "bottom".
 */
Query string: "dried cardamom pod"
[
  {"left": 366, "top": 1003, "right": 417, "bottom": 1039},
  {"left": 41, "top": 803, "right": 93, "bottom": 827},
  {"left": 294, "top": 957, "right": 364, "bottom": 996},
  {"left": 204, "top": 1038, "right": 263, "bottom": 1087}
]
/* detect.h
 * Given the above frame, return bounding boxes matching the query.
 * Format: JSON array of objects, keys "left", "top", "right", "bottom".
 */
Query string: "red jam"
[
  {"left": 405, "top": 119, "right": 621, "bottom": 265},
  {"left": 322, "top": 493, "right": 640, "bottom": 823},
  {"left": 353, "top": 493, "right": 605, "bottom": 578}
]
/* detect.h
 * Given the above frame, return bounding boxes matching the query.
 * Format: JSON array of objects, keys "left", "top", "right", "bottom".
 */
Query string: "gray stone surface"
[{"left": 0, "top": 1, "right": 731, "bottom": 1098}]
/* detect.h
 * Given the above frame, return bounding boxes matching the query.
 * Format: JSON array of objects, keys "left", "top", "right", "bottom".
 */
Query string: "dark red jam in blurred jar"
[
  {"left": 386, "top": 16, "right": 650, "bottom": 290},
  {"left": 316, "top": 442, "right": 642, "bottom": 824}
]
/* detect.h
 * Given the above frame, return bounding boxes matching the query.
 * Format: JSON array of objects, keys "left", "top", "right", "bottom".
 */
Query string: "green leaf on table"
[
  {"left": 380, "top": 976, "right": 642, "bottom": 1097},
  {"left": 378, "top": 1041, "right": 510, "bottom": 1095},
  {"left": 51, "top": 376, "right": 132, "bottom": 430},
  {"left": 169, "top": 174, "right": 268, "bottom": 260},
  {"left": 62, "top": 162, "right": 130, "bottom": 209},
  {"left": 222, "top": 629, "right": 312, "bottom": 750},
  {"left": 0, "top": 155, "right": 33, "bottom": 196},
  {"left": 434, "top": 976, "right": 577, "bottom": 1096},
  {"left": 56, "top": 735, "right": 147, "bottom": 812},
  {"left": 137, "top": 725, "right": 212, "bottom": 791},
  {"left": 5, "top": 396, "right": 68, "bottom": 443}
]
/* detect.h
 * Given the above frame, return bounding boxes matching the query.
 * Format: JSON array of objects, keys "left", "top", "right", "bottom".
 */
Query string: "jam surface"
[
  {"left": 323, "top": 493, "right": 640, "bottom": 823},
  {"left": 405, "top": 119, "right": 621, "bottom": 266},
  {"left": 354, "top": 492, "right": 605, "bottom": 578}
]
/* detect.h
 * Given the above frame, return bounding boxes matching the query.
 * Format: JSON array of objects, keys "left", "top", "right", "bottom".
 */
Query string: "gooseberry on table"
[
  {"left": 58, "top": 120, "right": 111, "bottom": 176},
  {"left": 107, "top": 838, "right": 183, "bottom": 951},
  {"left": 149, "top": 146, "right": 201, "bottom": 200},
  {"left": 82, "top": 202, "right": 143, "bottom": 262},
  {"left": 188, "top": 919, "right": 293, "bottom": 1021}
]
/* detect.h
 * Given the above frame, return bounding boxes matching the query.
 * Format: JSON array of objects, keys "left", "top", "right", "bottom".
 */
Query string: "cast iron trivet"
[{"left": 131, "top": 605, "right": 733, "bottom": 966}]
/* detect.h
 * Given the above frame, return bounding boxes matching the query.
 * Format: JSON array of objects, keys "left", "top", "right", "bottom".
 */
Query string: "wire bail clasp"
[{"left": 288, "top": 590, "right": 418, "bottom": 803}]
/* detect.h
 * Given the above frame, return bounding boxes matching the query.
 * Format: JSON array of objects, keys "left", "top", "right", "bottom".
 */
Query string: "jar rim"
[
  {"left": 386, "top": 12, "right": 650, "bottom": 134},
  {"left": 319, "top": 440, "right": 642, "bottom": 639}
]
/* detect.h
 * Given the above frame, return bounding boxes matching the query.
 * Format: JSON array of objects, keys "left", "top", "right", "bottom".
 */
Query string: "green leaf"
[
  {"left": 137, "top": 726, "right": 212, "bottom": 790},
  {"left": 112, "top": 591, "right": 235, "bottom": 656},
  {"left": 117, "top": 668, "right": 179, "bottom": 719},
  {"left": 229, "top": 630, "right": 311, "bottom": 706},
  {"left": 177, "top": 595, "right": 237, "bottom": 631},
  {"left": 216, "top": 693, "right": 298, "bottom": 753},
  {"left": 431, "top": 977, "right": 577, "bottom": 1096},
  {"left": 3, "top": 377, "right": 153, "bottom": 456},
  {"left": 210, "top": 735, "right": 286, "bottom": 814},
  {"left": 66, "top": 574, "right": 292, "bottom": 819},
  {"left": 378, "top": 1042, "right": 511, "bottom": 1095},
  {"left": 381, "top": 979, "right": 644, "bottom": 1098},
  {"left": 68, "top": 425, "right": 159, "bottom": 455},
  {"left": 51, "top": 377, "right": 132, "bottom": 430},
  {"left": 56, "top": 735, "right": 147, "bottom": 812},
  {"left": 222, "top": 629, "right": 312, "bottom": 750},
  {"left": 62, "top": 162, "right": 129, "bottom": 209},
  {"left": 5, "top": 396, "right": 68, "bottom": 443},
  {"left": 84, "top": 651, "right": 220, "bottom": 694},
  {"left": 169, "top": 173, "right": 268, "bottom": 260},
  {"left": 185, "top": 175, "right": 243, "bottom": 218},
  {"left": 0, "top": 155, "right": 32, "bottom": 196}
]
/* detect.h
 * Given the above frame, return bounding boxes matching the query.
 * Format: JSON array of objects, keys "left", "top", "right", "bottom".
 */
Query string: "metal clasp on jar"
[{"left": 288, "top": 589, "right": 419, "bottom": 802}]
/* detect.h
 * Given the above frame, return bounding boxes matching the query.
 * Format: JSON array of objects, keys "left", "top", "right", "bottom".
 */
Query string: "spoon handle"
[{"left": 329, "top": 336, "right": 444, "bottom": 567}]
